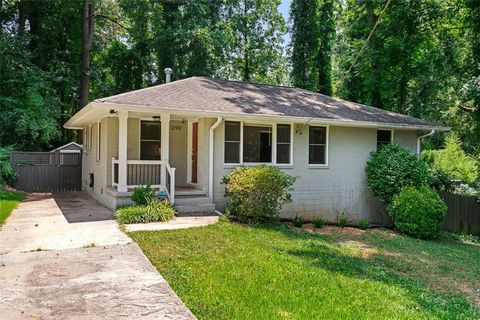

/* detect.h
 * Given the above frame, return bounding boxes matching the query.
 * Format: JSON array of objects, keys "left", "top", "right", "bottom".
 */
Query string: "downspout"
[
  {"left": 209, "top": 117, "right": 223, "bottom": 202},
  {"left": 416, "top": 129, "right": 435, "bottom": 155}
]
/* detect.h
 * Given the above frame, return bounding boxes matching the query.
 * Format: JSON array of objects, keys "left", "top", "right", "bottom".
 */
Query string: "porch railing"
[{"left": 112, "top": 158, "right": 176, "bottom": 203}]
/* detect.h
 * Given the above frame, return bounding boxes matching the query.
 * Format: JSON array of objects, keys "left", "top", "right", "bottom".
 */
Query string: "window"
[
  {"left": 377, "top": 129, "right": 392, "bottom": 148},
  {"left": 309, "top": 126, "right": 327, "bottom": 165},
  {"left": 224, "top": 121, "right": 292, "bottom": 165},
  {"left": 224, "top": 121, "right": 241, "bottom": 163},
  {"left": 243, "top": 124, "right": 272, "bottom": 163},
  {"left": 87, "top": 125, "right": 92, "bottom": 152},
  {"left": 276, "top": 124, "right": 291, "bottom": 164},
  {"left": 96, "top": 122, "right": 101, "bottom": 161},
  {"left": 140, "top": 120, "right": 161, "bottom": 160}
]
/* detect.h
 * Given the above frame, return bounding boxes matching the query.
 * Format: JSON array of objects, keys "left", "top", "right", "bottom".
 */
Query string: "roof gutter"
[
  {"left": 209, "top": 117, "right": 223, "bottom": 202},
  {"left": 416, "top": 129, "right": 435, "bottom": 155}
]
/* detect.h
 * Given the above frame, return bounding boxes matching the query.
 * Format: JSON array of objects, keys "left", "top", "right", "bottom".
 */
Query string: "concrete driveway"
[{"left": 0, "top": 192, "right": 195, "bottom": 319}]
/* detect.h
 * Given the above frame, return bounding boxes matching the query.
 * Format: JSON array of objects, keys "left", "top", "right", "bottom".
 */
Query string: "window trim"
[
  {"left": 96, "top": 121, "right": 101, "bottom": 162},
  {"left": 139, "top": 119, "right": 162, "bottom": 160},
  {"left": 308, "top": 125, "right": 329, "bottom": 167},
  {"left": 223, "top": 120, "right": 293, "bottom": 166}
]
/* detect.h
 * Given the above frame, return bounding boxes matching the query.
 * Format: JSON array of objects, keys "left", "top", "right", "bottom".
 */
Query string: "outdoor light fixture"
[{"left": 109, "top": 109, "right": 118, "bottom": 115}]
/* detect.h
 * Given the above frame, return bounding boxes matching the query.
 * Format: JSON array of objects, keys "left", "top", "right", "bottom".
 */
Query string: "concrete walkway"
[{"left": 0, "top": 192, "right": 195, "bottom": 319}]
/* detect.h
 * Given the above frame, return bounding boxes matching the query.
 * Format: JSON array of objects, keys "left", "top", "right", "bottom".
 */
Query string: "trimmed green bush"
[
  {"left": 292, "top": 215, "right": 305, "bottom": 227},
  {"left": 131, "top": 184, "right": 156, "bottom": 205},
  {"left": 358, "top": 219, "right": 370, "bottom": 230},
  {"left": 366, "top": 142, "right": 430, "bottom": 204},
  {"left": 313, "top": 216, "right": 326, "bottom": 228},
  {"left": 222, "top": 165, "right": 297, "bottom": 223},
  {"left": 0, "top": 147, "right": 18, "bottom": 185},
  {"left": 116, "top": 200, "right": 175, "bottom": 224},
  {"left": 388, "top": 186, "right": 447, "bottom": 239}
]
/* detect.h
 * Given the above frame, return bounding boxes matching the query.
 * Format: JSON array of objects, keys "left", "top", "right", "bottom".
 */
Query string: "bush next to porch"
[
  {"left": 222, "top": 165, "right": 297, "bottom": 222},
  {"left": 115, "top": 199, "right": 175, "bottom": 224},
  {"left": 131, "top": 184, "right": 156, "bottom": 205}
]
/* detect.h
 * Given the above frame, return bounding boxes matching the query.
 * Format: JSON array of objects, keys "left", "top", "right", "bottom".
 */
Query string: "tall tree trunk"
[
  {"left": 80, "top": 0, "right": 94, "bottom": 109},
  {"left": 367, "top": 2, "right": 383, "bottom": 109},
  {"left": 242, "top": 0, "right": 250, "bottom": 81}
]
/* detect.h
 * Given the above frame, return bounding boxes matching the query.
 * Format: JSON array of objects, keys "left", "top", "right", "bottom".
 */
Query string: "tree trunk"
[
  {"left": 80, "top": 0, "right": 94, "bottom": 109},
  {"left": 367, "top": 2, "right": 383, "bottom": 109},
  {"left": 242, "top": 0, "right": 250, "bottom": 82}
]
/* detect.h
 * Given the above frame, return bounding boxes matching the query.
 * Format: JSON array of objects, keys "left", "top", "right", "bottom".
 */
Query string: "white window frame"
[
  {"left": 223, "top": 120, "right": 293, "bottom": 166},
  {"left": 308, "top": 125, "right": 329, "bottom": 167},
  {"left": 86, "top": 125, "right": 92, "bottom": 152},
  {"left": 96, "top": 121, "right": 101, "bottom": 162}
]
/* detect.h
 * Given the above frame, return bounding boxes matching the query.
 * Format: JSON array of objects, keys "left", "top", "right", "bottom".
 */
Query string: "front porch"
[{"left": 107, "top": 111, "right": 214, "bottom": 213}]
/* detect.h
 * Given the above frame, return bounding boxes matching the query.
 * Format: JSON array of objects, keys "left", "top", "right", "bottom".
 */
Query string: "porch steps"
[{"left": 175, "top": 192, "right": 215, "bottom": 214}]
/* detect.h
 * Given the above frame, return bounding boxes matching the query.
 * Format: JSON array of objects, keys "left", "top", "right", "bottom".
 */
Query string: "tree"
[
  {"left": 224, "top": 0, "right": 287, "bottom": 84},
  {"left": 290, "top": 0, "right": 335, "bottom": 94}
]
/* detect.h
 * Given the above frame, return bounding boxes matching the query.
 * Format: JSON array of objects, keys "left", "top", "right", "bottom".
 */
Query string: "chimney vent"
[{"left": 164, "top": 68, "right": 173, "bottom": 83}]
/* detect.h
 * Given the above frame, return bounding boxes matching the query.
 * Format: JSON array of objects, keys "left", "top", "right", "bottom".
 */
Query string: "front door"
[{"left": 191, "top": 122, "right": 198, "bottom": 183}]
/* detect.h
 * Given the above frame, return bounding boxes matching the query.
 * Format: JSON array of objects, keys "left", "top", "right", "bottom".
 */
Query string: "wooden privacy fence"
[
  {"left": 439, "top": 191, "right": 480, "bottom": 235},
  {"left": 10, "top": 151, "right": 82, "bottom": 192}
]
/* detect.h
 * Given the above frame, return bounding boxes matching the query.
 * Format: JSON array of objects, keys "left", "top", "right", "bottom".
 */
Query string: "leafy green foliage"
[
  {"left": 115, "top": 200, "right": 175, "bottom": 224},
  {"left": 422, "top": 132, "right": 478, "bottom": 186},
  {"left": 388, "top": 186, "right": 447, "bottom": 239},
  {"left": 131, "top": 185, "right": 156, "bottom": 206},
  {"left": 358, "top": 219, "right": 370, "bottom": 230},
  {"left": 292, "top": 215, "right": 305, "bottom": 227},
  {"left": 313, "top": 216, "right": 326, "bottom": 228},
  {"left": 222, "top": 165, "right": 297, "bottom": 222},
  {"left": 0, "top": 147, "right": 18, "bottom": 185},
  {"left": 290, "top": 0, "right": 334, "bottom": 94},
  {"left": 366, "top": 142, "right": 430, "bottom": 204},
  {"left": 337, "top": 212, "right": 348, "bottom": 228}
]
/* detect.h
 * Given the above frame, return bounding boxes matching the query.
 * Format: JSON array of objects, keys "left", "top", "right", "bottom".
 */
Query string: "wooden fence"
[
  {"left": 10, "top": 151, "right": 82, "bottom": 192},
  {"left": 439, "top": 191, "right": 480, "bottom": 235}
]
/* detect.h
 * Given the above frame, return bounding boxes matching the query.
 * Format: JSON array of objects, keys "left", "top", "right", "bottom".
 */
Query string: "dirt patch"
[{"left": 290, "top": 223, "right": 366, "bottom": 237}]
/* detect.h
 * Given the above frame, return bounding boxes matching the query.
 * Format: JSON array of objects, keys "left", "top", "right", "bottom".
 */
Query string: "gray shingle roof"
[{"left": 96, "top": 77, "right": 446, "bottom": 129}]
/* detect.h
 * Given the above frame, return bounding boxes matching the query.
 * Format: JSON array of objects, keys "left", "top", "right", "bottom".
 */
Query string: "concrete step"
[
  {"left": 175, "top": 203, "right": 215, "bottom": 214},
  {"left": 175, "top": 189, "right": 207, "bottom": 196},
  {"left": 175, "top": 196, "right": 212, "bottom": 206}
]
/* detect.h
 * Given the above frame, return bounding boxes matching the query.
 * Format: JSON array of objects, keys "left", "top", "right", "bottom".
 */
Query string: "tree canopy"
[{"left": 0, "top": 0, "right": 478, "bottom": 162}]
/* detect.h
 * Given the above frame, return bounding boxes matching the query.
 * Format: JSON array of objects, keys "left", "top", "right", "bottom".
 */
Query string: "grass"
[
  {"left": 130, "top": 221, "right": 480, "bottom": 320},
  {"left": 0, "top": 188, "right": 24, "bottom": 225}
]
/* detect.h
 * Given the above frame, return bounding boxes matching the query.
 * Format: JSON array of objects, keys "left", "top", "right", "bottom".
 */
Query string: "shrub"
[
  {"left": 366, "top": 142, "right": 430, "bottom": 204},
  {"left": 292, "top": 215, "right": 304, "bottom": 227},
  {"left": 358, "top": 219, "right": 370, "bottom": 230},
  {"left": 131, "top": 185, "right": 156, "bottom": 205},
  {"left": 421, "top": 133, "right": 478, "bottom": 186},
  {"left": 115, "top": 199, "right": 175, "bottom": 224},
  {"left": 222, "top": 165, "right": 297, "bottom": 223},
  {"left": 388, "top": 186, "right": 447, "bottom": 239},
  {"left": 337, "top": 212, "right": 348, "bottom": 228},
  {"left": 313, "top": 216, "right": 326, "bottom": 228},
  {"left": 0, "top": 147, "right": 18, "bottom": 185}
]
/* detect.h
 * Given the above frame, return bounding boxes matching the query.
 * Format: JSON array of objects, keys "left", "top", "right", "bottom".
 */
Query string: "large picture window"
[
  {"left": 309, "top": 126, "right": 328, "bottom": 165},
  {"left": 224, "top": 121, "right": 292, "bottom": 165},
  {"left": 243, "top": 124, "right": 272, "bottom": 163},
  {"left": 140, "top": 120, "right": 161, "bottom": 160}
]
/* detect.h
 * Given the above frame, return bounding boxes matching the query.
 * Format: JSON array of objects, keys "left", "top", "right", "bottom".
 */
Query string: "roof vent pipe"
[{"left": 164, "top": 68, "right": 173, "bottom": 83}]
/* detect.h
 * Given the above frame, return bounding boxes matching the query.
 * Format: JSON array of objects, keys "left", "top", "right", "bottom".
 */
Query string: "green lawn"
[
  {"left": 130, "top": 221, "right": 480, "bottom": 320},
  {"left": 0, "top": 189, "right": 24, "bottom": 225}
]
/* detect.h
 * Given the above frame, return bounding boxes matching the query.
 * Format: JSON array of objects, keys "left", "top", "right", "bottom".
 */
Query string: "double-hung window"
[
  {"left": 377, "top": 129, "right": 392, "bottom": 149},
  {"left": 224, "top": 121, "right": 292, "bottom": 165},
  {"left": 308, "top": 126, "right": 328, "bottom": 165},
  {"left": 140, "top": 120, "right": 161, "bottom": 160}
]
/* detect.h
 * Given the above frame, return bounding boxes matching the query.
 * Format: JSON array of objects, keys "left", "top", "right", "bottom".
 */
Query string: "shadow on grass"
[{"left": 251, "top": 222, "right": 479, "bottom": 318}]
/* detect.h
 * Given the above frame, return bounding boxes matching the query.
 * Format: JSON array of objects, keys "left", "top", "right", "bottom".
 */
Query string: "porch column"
[
  {"left": 161, "top": 113, "right": 170, "bottom": 187},
  {"left": 118, "top": 110, "right": 128, "bottom": 192}
]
